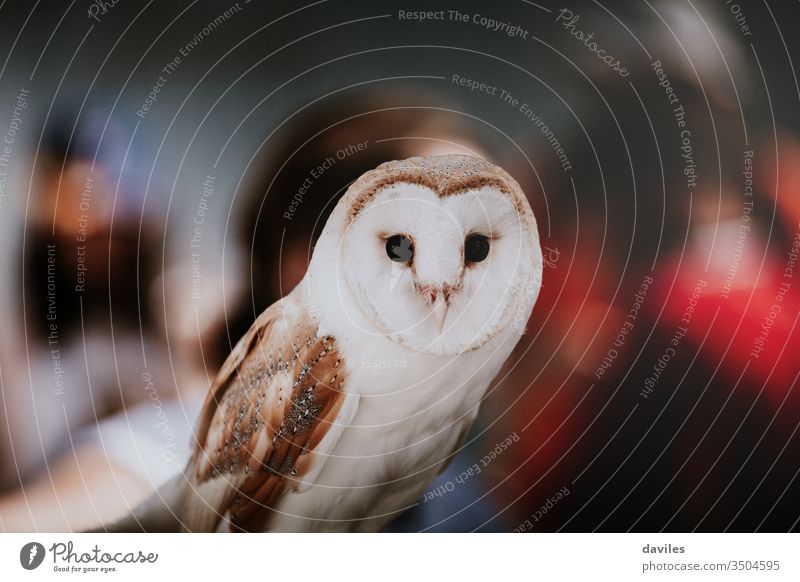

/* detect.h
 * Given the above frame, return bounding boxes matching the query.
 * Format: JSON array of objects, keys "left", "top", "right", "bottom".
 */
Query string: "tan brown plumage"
[
  {"left": 345, "top": 155, "right": 531, "bottom": 223},
  {"left": 184, "top": 292, "right": 348, "bottom": 532}
]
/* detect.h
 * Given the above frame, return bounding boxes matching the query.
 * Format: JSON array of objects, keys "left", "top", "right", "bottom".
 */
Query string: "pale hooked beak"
[
  {"left": 418, "top": 285, "right": 457, "bottom": 335},
  {"left": 430, "top": 291, "right": 449, "bottom": 335}
]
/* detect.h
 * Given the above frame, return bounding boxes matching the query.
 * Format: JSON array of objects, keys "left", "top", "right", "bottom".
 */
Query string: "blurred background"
[{"left": 0, "top": 0, "right": 798, "bottom": 532}]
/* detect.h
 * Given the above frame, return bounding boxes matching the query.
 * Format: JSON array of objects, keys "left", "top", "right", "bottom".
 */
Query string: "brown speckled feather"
[{"left": 183, "top": 290, "right": 351, "bottom": 532}]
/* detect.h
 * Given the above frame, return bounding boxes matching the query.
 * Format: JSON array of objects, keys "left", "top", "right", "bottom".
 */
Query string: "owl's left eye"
[
  {"left": 464, "top": 234, "right": 490, "bottom": 263},
  {"left": 386, "top": 234, "right": 413, "bottom": 262}
]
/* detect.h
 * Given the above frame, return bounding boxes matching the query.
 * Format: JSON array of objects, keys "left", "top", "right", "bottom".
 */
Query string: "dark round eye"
[
  {"left": 386, "top": 234, "right": 413, "bottom": 262},
  {"left": 464, "top": 234, "right": 490, "bottom": 263}
]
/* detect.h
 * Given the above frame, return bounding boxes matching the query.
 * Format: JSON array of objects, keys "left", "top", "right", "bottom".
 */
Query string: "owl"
[{"left": 118, "top": 154, "right": 542, "bottom": 532}]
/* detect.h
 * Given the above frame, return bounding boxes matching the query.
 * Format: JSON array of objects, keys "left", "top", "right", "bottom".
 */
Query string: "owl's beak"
[
  {"left": 416, "top": 283, "right": 457, "bottom": 335},
  {"left": 430, "top": 291, "right": 449, "bottom": 335}
]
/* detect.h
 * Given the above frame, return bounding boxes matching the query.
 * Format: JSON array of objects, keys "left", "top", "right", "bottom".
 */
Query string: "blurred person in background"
[{"left": 0, "top": 109, "right": 175, "bottom": 530}]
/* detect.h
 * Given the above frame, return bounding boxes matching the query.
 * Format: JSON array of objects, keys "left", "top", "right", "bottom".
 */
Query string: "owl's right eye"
[{"left": 385, "top": 234, "right": 413, "bottom": 262}]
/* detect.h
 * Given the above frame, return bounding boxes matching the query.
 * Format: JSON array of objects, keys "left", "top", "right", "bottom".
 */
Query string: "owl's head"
[{"left": 308, "top": 155, "right": 542, "bottom": 356}]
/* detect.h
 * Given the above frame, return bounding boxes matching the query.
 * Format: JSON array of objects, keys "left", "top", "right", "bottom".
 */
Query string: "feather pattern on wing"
[{"left": 182, "top": 290, "right": 355, "bottom": 532}]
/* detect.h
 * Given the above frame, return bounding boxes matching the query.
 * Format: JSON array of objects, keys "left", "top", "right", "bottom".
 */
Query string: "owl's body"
[
  {"left": 113, "top": 155, "right": 541, "bottom": 532},
  {"left": 187, "top": 283, "right": 517, "bottom": 532}
]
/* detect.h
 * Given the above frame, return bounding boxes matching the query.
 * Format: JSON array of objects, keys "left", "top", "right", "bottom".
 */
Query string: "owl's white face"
[{"left": 337, "top": 182, "right": 541, "bottom": 355}]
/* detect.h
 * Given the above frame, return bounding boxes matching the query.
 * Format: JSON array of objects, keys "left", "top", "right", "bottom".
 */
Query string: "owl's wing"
[{"left": 182, "top": 290, "right": 358, "bottom": 532}]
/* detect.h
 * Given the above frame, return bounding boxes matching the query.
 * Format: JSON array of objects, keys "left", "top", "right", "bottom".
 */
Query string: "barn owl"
[{"left": 117, "top": 154, "right": 542, "bottom": 532}]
